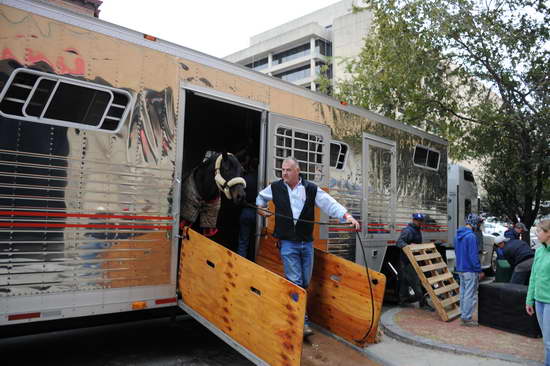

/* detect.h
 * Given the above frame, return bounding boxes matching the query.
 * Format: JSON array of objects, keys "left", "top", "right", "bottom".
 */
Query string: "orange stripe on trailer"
[
  {"left": 396, "top": 223, "right": 448, "bottom": 228},
  {"left": 0, "top": 211, "right": 172, "bottom": 221},
  {"left": 155, "top": 297, "right": 177, "bottom": 305},
  {"left": 0, "top": 223, "right": 172, "bottom": 229},
  {"left": 8, "top": 312, "right": 41, "bottom": 321}
]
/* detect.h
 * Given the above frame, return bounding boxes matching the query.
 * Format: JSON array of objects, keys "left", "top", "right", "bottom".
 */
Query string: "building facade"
[
  {"left": 44, "top": 0, "right": 102, "bottom": 17},
  {"left": 224, "top": 0, "right": 372, "bottom": 92}
]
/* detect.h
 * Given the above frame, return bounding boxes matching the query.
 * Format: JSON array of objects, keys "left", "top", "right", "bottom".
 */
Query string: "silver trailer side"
[{"left": 0, "top": 0, "right": 448, "bottom": 330}]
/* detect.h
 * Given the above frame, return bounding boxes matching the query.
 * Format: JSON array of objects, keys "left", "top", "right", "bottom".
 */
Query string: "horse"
[{"left": 179, "top": 152, "right": 246, "bottom": 236}]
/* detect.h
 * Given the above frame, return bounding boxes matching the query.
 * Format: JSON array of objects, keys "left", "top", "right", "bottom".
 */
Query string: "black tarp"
[{"left": 478, "top": 282, "right": 541, "bottom": 338}]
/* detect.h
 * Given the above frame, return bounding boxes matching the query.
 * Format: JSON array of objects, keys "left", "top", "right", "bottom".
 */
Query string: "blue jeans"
[
  {"left": 536, "top": 301, "right": 550, "bottom": 366},
  {"left": 279, "top": 240, "right": 314, "bottom": 289},
  {"left": 238, "top": 207, "right": 256, "bottom": 258},
  {"left": 458, "top": 272, "right": 479, "bottom": 321}
]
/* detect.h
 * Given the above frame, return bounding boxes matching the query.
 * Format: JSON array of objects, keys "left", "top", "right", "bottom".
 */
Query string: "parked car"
[{"left": 483, "top": 220, "right": 508, "bottom": 236}]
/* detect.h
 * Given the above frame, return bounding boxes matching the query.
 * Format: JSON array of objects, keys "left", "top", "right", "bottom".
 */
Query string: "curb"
[{"left": 381, "top": 308, "right": 543, "bottom": 366}]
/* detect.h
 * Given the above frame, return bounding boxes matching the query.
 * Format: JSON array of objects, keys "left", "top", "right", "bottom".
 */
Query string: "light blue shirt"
[{"left": 256, "top": 179, "right": 347, "bottom": 223}]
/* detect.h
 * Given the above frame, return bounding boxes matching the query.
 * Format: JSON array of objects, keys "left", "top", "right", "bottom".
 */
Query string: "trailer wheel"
[{"left": 485, "top": 247, "right": 498, "bottom": 276}]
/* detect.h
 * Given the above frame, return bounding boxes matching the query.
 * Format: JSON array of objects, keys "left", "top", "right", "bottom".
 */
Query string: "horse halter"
[{"left": 214, "top": 153, "right": 246, "bottom": 200}]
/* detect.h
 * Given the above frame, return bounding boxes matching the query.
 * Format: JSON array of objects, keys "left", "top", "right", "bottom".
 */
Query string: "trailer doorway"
[
  {"left": 181, "top": 88, "right": 264, "bottom": 256},
  {"left": 177, "top": 89, "right": 309, "bottom": 366}
]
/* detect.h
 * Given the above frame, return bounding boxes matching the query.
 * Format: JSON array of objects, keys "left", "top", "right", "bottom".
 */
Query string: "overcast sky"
[{"left": 100, "top": 0, "right": 341, "bottom": 58}]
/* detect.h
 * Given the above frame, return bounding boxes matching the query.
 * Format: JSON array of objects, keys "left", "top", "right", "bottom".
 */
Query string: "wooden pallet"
[{"left": 403, "top": 243, "right": 460, "bottom": 321}]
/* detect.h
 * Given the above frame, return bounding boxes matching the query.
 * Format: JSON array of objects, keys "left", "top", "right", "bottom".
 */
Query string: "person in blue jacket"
[
  {"left": 455, "top": 213, "right": 485, "bottom": 326},
  {"left": 396, "top": 213, "right": 431, "bottom": 310},
  {"left": 504, "top": 222, "right": 526, "bottom": 241}
]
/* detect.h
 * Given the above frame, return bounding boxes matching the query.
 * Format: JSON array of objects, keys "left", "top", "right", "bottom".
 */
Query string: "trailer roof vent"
[
  {"left": 413, "top": 145, "right": 440, "bottom": 171},
  {"left": 330, "top": 141, "right": 348, "bottom": 170},
  {"left": 0, "top": 68, "right": 133, "bottom": 133}
]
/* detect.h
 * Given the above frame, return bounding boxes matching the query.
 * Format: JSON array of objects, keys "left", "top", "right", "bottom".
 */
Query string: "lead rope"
[{"left": 246, "top": 203, "right": 376, "bottom": 343}]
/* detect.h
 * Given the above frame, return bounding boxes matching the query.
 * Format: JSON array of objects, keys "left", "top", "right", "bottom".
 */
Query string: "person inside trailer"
[{"left": 237, "top": 157, "right": 258, "bottom": 259}]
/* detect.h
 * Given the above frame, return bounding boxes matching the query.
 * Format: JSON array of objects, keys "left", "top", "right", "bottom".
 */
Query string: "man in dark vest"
[{"left": 256, "top": 157, "right": 359, "bottom": 337}]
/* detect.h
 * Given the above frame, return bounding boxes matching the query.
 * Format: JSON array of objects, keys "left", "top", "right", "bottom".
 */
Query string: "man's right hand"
[{"left": 526, "top": 304, "right": 535, "bottom": 316}]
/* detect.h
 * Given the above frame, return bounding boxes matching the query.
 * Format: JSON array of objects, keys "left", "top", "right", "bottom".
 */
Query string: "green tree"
[{"left": 335, "top": 0, "right": 550, "bottom": 231}]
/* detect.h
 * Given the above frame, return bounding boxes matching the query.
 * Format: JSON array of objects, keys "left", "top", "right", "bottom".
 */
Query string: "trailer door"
[
  {"left": 363, "top": 134, "right": 397, "bottom": 240},
  {"left": 264, "top": 113, "right": 332, "bottom": 248}
]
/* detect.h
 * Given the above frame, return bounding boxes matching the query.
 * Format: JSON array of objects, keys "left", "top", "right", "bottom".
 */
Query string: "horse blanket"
[{"left": 180, "top": 170, "right": 220, "bottom": 229}]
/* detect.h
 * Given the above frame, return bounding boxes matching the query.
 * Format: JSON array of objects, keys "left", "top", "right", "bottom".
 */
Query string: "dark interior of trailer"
[{"left": 182, "top": 91, "right": 262, "bottom": 258}]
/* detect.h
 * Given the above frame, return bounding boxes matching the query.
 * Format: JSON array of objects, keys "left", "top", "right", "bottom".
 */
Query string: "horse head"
[{"left": 214, "top": 152, "right": 246, "bottom": 206}]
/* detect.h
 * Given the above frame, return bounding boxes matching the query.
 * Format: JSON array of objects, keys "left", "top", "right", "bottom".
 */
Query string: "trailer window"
[
  {"left": 274, "top": 126, "right": 325, "bottom": 182},
  {"left": 464, "top": 170, "right": 476, "bottom": 184},
  {"left": 0, "top": 68, "right": 132, "bottom": 133},
  {"left": 330, "top": 141, "right": 348, "bottom": 170},
  {"left": 465, "top": 199, "right": 472, "bottom": 217},
  {"left": 413, "top": 145, "right": 440, "bottom": 171}
]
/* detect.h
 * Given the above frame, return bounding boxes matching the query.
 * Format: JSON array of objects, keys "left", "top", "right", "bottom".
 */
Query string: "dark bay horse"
[{"left": 180, "top": 152, "right": 246, "bottom": 236}]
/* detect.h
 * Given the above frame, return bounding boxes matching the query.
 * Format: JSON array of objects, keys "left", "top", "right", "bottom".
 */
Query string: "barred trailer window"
[{"left": 274, "top": 126, "right": 325, "bottom": 182}]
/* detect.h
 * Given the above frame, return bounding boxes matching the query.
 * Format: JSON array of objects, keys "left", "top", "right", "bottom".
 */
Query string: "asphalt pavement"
[{"left": 0, "top": 315, "right": 252, "bottom": 366}]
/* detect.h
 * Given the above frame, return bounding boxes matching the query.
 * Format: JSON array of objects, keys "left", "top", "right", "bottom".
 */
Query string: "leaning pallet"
[{"left": 403, "top": 243, "right": 461, "bottom": 321}]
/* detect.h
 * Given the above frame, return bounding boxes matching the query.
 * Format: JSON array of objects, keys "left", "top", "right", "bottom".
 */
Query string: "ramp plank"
[
  {"left": 179, "top": 229, "right": 306, "bottom": 366},
  {"left": 427, "top": 272, "right": 453, "bottom": 284},
  {"left": 434, "top": 283, "right": 459, "bottom": 296},
  {"left": 420, "top": 262, "right": 447, "bottom": 272},
  {"left": 414, "top": 252, "right": 440, "bottom": 261}
]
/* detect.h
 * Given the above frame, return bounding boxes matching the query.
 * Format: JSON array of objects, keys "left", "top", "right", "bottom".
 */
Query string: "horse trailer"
[
  {"left": 0, "top": 0, "right": 465, "bottom": 364},
  {"left": 447, "top": 164, "right": 495, "bottom": 273}
]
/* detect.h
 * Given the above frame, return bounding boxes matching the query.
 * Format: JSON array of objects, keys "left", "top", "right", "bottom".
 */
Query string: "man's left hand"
[{"left": 345, "top": 214, "right": 360, "bottom": 231}]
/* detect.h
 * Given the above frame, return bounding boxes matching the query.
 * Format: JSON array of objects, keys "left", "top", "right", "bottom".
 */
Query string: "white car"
[{"left": 482, "top": 221, "right": 507, "bottom": 236}]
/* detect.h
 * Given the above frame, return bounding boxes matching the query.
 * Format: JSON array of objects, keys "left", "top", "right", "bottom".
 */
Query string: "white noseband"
[{"left": 214, "top": 154, "right": 246, "bottom": 200}]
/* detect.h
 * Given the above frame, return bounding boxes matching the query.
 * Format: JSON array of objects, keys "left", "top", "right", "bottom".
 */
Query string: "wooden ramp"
[
  {"left": 257, "top": 234, "right": 386, "bottom": 346},
  {"left": 179, "top": 229, "right": 306, "bottom": 366},
  {"left": 402, "top": 243, "right": 460, "bottom": 321}
]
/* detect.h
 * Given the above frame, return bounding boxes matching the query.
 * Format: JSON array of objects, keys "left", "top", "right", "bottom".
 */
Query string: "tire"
[{"left": 484, "top": 247, "right": 498, "bottom": 276}]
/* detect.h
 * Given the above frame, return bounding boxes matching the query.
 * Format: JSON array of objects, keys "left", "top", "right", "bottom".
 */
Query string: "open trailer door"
[
  {"left": 178, "top": 229, "right": 306, "bottom": 366},
  {"left": 257, "top": 113, "right": 387, "bottom": 347}
]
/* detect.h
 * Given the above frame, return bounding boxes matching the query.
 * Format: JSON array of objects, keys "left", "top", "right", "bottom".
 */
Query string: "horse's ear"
[{"left": 222, "top": 151, "right": 228, "bottom": 160}]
